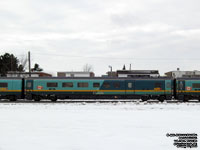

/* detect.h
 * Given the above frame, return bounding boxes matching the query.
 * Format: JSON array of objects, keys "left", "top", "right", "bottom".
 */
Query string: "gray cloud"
[{"left": 0, "top": 0, "right": 200, "bottom": 75}]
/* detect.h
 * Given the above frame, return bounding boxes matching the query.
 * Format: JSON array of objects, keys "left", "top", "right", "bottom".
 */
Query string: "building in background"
[
  {"left": 6, "top": 71, "right": 52, "bottom": 77},
  {"left": 165, "top": 68, "right": 200, "bottom": 78},
  {"left": 57, "top": 71, "right": 95, "bottom": 77},
  {"left": 106, "top": 70, "right": 159, "bottom": 78},
  {"left": 106, "top": 71, "right": 117, "bottom": 77},
  {"left": 117, "top": 70, "right": 159, "bottom": 78}
]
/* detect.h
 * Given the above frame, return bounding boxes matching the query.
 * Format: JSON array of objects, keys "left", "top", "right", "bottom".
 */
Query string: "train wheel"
[
  {"left": 158, "top": 96, "right": 165, "bottom": 102},
  {"left": 183, "top": 96, "right": 189, "bottom": 102},
  {"left": 9, "top": 96, "right": 16, "bottom": 101},
  {"left": 177, "top": 95, "right": 184, "bottom": 102},
  {"left": 141, "top": 96, "right": 148, "bottom": 101},
  {"left": 34, "top": 96, "right": 41, "bottom": 102},
  {"left": 26, "top": 94, "right": 32, "bottom": 100},
  {"left": 50, "top": 96, "right": 57, "bottom": 102}
]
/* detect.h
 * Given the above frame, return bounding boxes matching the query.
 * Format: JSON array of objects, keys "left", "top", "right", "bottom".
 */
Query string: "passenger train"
[{"left": 0, "top": 77, "right": 200, "bottom": 102}]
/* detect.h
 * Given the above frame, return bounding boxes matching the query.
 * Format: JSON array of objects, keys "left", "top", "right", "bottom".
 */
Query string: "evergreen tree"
[
  {"left": 32, "top": 63, "right": 43, "bottom": 72},
  {"left": 0, "top": 53, "right": 25, "bottom": 76}
]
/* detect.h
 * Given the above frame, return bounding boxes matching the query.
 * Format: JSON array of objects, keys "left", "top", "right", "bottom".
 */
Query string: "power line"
[{"left": 32, "top": 52, "right": 200, "bottom": 61}]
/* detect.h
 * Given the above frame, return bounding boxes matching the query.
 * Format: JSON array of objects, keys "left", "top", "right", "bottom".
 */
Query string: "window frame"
[
  {"left": 155, "top": 82, "right": 162, "bottom": 88},
  {"left": 128, "top": 82, "right": 132, "bottom": 88},
  {"left": 114, "top": 82, "right": 120, "bottom": 88},
  {"left": 166, "top": 82, "right": 171, "bottom": 88},
  {"left": 77, "top": 82, "right": 89, "bottom": 88},
  {"left": 192, "top": 83, "right": 200, "bottom": 88},
  {"left": 27, "top": 82, "right": 32, "bottom": 88},
  {"left": 47, "top": 82, "right": 58, "bottom": 87},
  {"left": 0, "top": 82, "right": 8, "bottom": 88},
  {"left": 62, "top": 82, "right": 73, "bottom": 88},
  {"left": 93, "top": 82, "right": 100, "bottom": 88},
  {"left": 103, "top": 82, "right": 110, "bottom": 88}
]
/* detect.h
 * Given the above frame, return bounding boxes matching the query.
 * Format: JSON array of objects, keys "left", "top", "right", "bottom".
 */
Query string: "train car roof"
[
  {"left": 176, "top": 77, "right": 200, "bottom": 80},
  {"left": 25, "top": 77, "right": 172, "bottom": 80},
  {"left": 0, "top": 77, "right": 23, "bottom": 79}
]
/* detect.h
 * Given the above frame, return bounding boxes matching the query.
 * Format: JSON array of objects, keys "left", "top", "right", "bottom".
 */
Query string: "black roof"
[
  {"left": 26, "top": 77, "right": 172, "bottom": 80},
  {"left": 0, "top": 77, "right": 23, "bottom": 79},
  {"left": 117, "top": 70, "right": 159, "bottom": 74},
  {"left": 176, "top": 77, "right": 200, "bottom": 80}
]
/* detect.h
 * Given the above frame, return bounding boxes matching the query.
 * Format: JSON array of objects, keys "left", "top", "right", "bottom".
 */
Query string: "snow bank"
[{"left": 0, "top": 102, "right": 199, "bottom": 150}]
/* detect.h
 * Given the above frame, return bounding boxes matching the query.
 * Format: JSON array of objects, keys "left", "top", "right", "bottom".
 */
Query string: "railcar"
[
  {"left": 25, "top": 77, "right": 126, "bottom": 101},
  {"left": 127, "top": 78, "right": 173, "bottom": 101},
  {"left": 25, "top": 77, "right": 173, "bottom": 101},
  {"left": 176, "top": 78, "right": 200, "bottom": 101},
  {"left": 0, "top": 77, "right": 24, "bottom": 101}
]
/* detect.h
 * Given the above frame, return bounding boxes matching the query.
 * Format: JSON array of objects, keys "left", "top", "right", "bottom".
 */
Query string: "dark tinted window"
[
  {"left": 114, "top": 82, "right": 120, "bottom": 88},
  {"left": 155, "top": 83, "right": 162, "bottom": 88},
  {"left": 93, "top": 83, "right": 100, "bottom": 87},
  {"left": 78, "top": 82, "right": 88, "bottom": 87},
  {"left": 47, "top": 82, "right": 58, "bottom": 87},
  {"left": 192, "top": 83, "right": 200, "bottom": 88},
  {"left": 103, "top": 82, "right": 110, "bottom": 88},
  {"left": 62, "top": 82, "right": 73, "bottom": 87},
  {"left": 0, "top": 83, "right": 8, "bottom": 87}
]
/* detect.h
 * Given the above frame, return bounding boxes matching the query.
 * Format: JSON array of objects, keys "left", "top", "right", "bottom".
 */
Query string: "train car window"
[
  {"left": 166, "top": 82, "right": 171, "bottom": 88},
  {"left": 0, "top": 83, "right": 8, "bottom": 87},
  {"left": 192, "top": 83, "right": 200, "bottom": 88},
  {"left": 27, "top": 82, "right": 32, "bottom": 88},
  {"left": 128, "top": 83, "right": 132, "bottom": 88},
  {"left": 78, "top": 82, "right": 88, "bottom": 87},
  {"left": 179, "top": 81, "right": 184, "bottom": 90},
  {"left": 62, "top": 82, "right": 73, "bottom": 87},
  {"left": 155, "top": 83, "right": 162, "bottom": 88},
  {"left": 93, "top": 83, "right": 100, "bottom": 88},
  {"left": 103, "top": 82, "right": 110, "bottom": 88},
  {"left": 114, "top": 82, "right": 120, "bottom": 88},
  {"left": 47, "top": 82, "right": 58, "bottom": 87}
]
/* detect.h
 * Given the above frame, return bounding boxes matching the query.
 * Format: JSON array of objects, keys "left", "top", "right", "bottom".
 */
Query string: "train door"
[
  {"left": 177, "top": 80, "right": 185, "bottom": 93},
  {"left": 177, "top": 80, "right": 185, "bottom": 100},
  {"left": 165, "top": 80, "right": 173, "bottom": 100},
  {"left": 25, "top": 79, "right": 33, "bottom": 100},
  {"left": 125, "top": 80, "right": 135, "bottom": 98}
]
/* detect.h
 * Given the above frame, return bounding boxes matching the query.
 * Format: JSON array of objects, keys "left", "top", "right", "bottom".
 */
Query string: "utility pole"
[
  {"left": 28, "top": 51, "right": 31, "bottom": 77},
  {"left": 109, "top": 65, "right": 112, "bottom": 77},
  {"left": 11, "top": 55, "right": 13, "bottom": 71}
]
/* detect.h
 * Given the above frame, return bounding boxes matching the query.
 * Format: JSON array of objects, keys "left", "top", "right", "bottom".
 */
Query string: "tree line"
[{"left": 0, "top": 53, "right": 42, "bottom": 77}]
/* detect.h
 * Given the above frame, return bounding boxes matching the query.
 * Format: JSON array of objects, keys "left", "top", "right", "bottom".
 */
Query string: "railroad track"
[{"left": 0, "top": 100, "right": 199, "bottom": 103}]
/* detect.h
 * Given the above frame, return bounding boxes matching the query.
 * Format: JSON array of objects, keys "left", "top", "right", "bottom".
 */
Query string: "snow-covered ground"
[{"left": 0, "top": 102, "right": 199, "bottom": 150}]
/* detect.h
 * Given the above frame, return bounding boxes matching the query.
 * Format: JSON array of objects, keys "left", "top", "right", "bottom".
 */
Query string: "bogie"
[
  {"left": 34, "top": 95, "right": 41, "bottom": 102},
  {"left": 158, "top": 96, "right": 165, "bottom": 102}
]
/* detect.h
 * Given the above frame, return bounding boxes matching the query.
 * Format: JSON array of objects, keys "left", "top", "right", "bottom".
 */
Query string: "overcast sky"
[{"left": 0, "top": 0, "right": 200, "bottom": 76}]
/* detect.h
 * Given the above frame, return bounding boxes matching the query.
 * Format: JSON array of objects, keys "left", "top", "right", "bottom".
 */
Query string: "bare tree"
[
  {"left": 19, "top": 54, "right": 28, "bottom": 72},
  {"left": 83, "top": 64, "right": 93, "bottom": 72}
]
